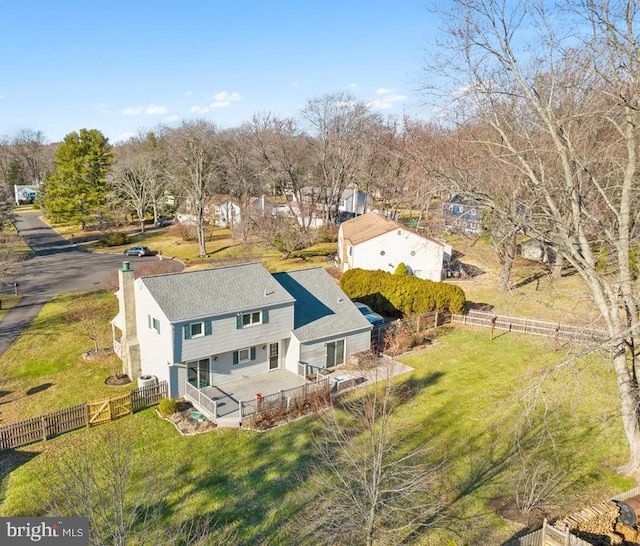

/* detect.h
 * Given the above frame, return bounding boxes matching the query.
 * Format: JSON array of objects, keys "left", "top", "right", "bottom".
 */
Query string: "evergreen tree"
[{"left": 43, "top": 129, "right": 113, "bottom": 228}]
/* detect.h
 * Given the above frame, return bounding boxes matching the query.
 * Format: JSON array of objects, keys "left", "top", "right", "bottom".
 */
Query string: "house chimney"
[{"left": 117, "top": 262, "right": 142, "bottom": 380}]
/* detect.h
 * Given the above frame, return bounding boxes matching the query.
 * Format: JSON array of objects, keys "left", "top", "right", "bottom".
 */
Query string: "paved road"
[{"left": 0, "top": 212, "right": 160, "bottom": 356}]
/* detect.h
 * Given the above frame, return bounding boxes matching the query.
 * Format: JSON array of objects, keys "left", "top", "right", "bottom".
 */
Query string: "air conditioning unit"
[{"left": 138, "top": 375, "right": 158, "bottom": 388}]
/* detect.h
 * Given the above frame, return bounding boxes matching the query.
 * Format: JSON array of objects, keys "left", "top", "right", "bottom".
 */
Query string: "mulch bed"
[{"left": 162, "top": 398, "right": 217, "bottom": 435}]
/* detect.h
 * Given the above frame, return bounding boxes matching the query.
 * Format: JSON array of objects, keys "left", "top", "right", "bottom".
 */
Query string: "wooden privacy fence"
[
  {"left": 452, "top": 310, "right": 608, "bottom": 345},
  {"left": 0, "top": 381, "right": 167, "bottom": 451}
]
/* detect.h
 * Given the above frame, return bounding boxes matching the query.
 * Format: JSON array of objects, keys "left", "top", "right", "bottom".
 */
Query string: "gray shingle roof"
[
  {"left": 141, "top": 263, "right": 294, "bottom": 322},
  {"left": 273, "top": 267, "right": 371, "bottom": 342}
]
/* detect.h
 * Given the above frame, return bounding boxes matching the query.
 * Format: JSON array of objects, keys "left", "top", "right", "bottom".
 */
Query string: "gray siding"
[
  {"left": 175, "top": 303, "right": 293, "bottom": 362},
  {"left": 300, "top": 330, "right": 371, "bottom": 369}
]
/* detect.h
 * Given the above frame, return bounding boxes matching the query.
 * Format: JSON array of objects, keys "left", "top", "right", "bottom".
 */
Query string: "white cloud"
[
  {"left": 0, "top": 94, "right": 4, "bottom": 100},
  {"left": 367, "top": 94, "right": 407, "bottom": 111},
  {"left": 212, "top": 91, "right": 242, "bottom": 102},
  {"left": 145, "top": 105, "right": 168, "bottom": 115},
  {"left": 120, "top": 106, "right": 143, "bottom": 115},
  {"left": 164, "top": 115, "right": 179, "bottom": 123},
  {"left": 375, "top": 87, "right": 393, "bottom": 95},
  {"left": 184, "top": 91, "right": 192, "bottom": 97},
  {"left": 367, "top": 100, "right": 394, "bottom": 110},
  {"left": 348, "top": 83, "right": 358, "bottom": 89},
  {"left": 119, "top": 104, "right": 168, "bottom": 116},
  {"left": 190, "top": 105, "right": 209, "bottom": 113},
  {"left": 211, "top": 101, "right": 230, "bottom": 109}
]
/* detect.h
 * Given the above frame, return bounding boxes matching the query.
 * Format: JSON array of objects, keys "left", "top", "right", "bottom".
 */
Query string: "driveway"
[{"left": 0, "top": 212, "right": 169, "bottom": 357}]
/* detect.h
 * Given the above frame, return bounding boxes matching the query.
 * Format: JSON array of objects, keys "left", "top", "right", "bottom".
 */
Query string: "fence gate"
[{"left": 87, "top": 393, "right": 132, "bottom": 425}]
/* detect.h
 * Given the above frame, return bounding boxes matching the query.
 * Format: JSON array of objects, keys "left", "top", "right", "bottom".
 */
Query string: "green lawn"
[
  {"left": 0, "top": 218, "right": 631, "bottom": 544},
  {"left": 0, "top": 292, "right": 129, "bottom": 424},
  {"left": 0, "top": 325, "right": 633, "bottom": 545}
]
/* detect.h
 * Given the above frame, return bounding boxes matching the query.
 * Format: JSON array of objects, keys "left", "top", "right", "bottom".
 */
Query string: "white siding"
[
  {"left": 352, "top": 229, "right": 445, "bottom": 281},
  {"left": 135, "top": 282, "right": 174, "bottom": 386}
]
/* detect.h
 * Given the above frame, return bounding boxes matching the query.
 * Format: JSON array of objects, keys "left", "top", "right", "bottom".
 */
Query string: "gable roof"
[
  {"left": 340, "top": 211, "right": 399, "bottom": 245},
  {"left": 273, "top": 267, "right": 371, "bottom": 342},
  {"left": 141, "top": 263, "right": 294, "bottom": 322},
  {"left": 340, "top": 211, "right": 445, "bottom": 247}
]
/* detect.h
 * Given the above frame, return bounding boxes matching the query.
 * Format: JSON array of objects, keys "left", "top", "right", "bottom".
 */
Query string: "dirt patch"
[
  {"left": 82, "top": 348, "right": 114, "bottom": 360},
  {"left": 105, "top": 374, "right": 132, "bottom": 386},
  {"left": 162, "top": 398, "right": 217, "bottom": 435},
  {"left": 488, "top": 496, "right": 545, "bottom": 529}
]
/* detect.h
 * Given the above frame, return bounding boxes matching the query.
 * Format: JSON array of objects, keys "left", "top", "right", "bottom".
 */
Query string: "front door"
[{"left": 269, "top": 343, "right": 279, "bottom": 370}]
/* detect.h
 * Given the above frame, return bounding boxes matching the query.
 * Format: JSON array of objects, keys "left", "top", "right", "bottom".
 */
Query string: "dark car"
[
  {"left": 124, "top": 246, "right": 151, "bottom": 257},
  {"left": 353, "top": 302, "right": 384, "bottom": 327}
]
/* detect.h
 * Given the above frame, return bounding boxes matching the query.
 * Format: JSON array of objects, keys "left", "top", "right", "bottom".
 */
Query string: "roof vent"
[
  {"left": 264, "top": 288, "right": 275, "bottom": 297},
  {"left": 337, "top": 297, "right": 344, "bottom": 303}
]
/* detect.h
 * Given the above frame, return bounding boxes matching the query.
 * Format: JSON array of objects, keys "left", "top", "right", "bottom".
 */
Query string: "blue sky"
[{"left": 0, "top": 1, "right": 438, "bottom": 144}]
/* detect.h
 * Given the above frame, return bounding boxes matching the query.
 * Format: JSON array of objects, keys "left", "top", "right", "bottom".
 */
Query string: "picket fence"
[{"left": 0, "top": 381, "right": 167, "bottom": 450}]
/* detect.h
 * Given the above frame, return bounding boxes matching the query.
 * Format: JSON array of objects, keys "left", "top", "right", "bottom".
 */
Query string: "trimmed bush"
[
  {"left": 340, "top": 268, "right": 466, "bottom": 316},
  {"left": 97, "top": 232, "right": 130, "bottom": 247},
  {"left": 158, "top": 397, "right": 178, "bottom": 417},
  {"left": 394, "top": 262, "right": 409, "bottom": 275}
]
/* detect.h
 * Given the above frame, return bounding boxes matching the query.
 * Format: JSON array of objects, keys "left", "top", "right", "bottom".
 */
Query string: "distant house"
[
  {"left": 14, "top": 184, "right": 38, "bottom": 205},
  {"left": 519, "top": 238, "right": 557, "bottom": 263},
  {"left": 111, "top": 262, "right": 371, "bottom": 424},
  {"left": 337, "top": 211, "right": 451, "bottom": 282},
  {"left": 443, "top": 194, "right": 482, "bottom": 234},
  {"left": 339, "top": 186, "right": 367, "bottom": 216}
]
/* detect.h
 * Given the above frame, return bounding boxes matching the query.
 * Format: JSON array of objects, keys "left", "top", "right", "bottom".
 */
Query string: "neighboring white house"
[
  {"left": 337, "top": 211, "right": 451, "bottom": 282},
  {"left": 111, "top": 262, "right": 371, "bottom": 418},
  {"left": 14, "top": 184, "right": 38, "bottom": 205}
]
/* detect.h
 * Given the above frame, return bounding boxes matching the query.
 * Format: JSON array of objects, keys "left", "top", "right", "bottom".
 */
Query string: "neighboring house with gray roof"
[{"left": 111, "top": 262, "right": 371, "bottom": 403}]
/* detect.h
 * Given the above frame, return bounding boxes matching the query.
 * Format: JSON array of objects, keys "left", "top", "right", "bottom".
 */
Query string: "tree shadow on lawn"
[
  {"left": 26, "top": 383, "right": 53, "bottom": 396},
  {"left": 158, "top": 438, "right": 317, "bottom": 544},
  {"left": 0, "top": 449, "right": 39, "bottom": 498}
]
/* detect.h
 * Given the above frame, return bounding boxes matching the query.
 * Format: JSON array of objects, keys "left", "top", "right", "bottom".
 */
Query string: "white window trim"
[
  {"left": 242, "top": 311, "right": 262, "bottom": 328},
  {"left": 152, "top": 317, "right": 161, "bottom": 334},
  {"left": 238, "top": 348, "right": 251, "bottom": 363},
  {"left": 190, "top": 321, "right": 205, "bottom": 338}
]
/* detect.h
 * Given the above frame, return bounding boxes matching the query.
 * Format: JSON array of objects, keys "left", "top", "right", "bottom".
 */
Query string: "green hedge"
[{"left": 340, "top": 268, "right": 466, "bottom": 316}]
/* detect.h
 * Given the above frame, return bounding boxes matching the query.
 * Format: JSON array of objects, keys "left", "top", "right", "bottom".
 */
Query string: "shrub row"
[
  {"left": 97, "top": 232, "right": 130, "bottom": 247},
  {"left": 340, "top": 268, "right": 466, "bottom": 316}
]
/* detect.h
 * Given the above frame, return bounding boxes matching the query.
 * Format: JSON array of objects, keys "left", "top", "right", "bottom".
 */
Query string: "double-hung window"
[
  {"left": 233, "top": 347, "right": 256, "bottom": 365},
  {"left": 236, "top": 310, "right": 269, "bottom": 329},
  {"left": 183, "top": 321, "right": 213, "bottom": 340}
]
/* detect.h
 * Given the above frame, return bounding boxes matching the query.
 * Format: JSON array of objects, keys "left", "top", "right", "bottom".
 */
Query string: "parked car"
[
  {"left": 353, "top": 302, "right": 384, "bottom": 327},
  {"left": 124, "top": 246, "right": 152, "bottom": 257}
]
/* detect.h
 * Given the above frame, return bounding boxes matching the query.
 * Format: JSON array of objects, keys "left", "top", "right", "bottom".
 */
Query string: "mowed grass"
[
  {"left": 0, "top": 291, "right": 130, "bottom": 424},
  {"left": 0, "top": 326, "right": 633, "bottom": 544}
]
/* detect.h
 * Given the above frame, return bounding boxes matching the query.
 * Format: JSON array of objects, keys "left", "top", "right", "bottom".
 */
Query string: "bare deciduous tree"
[
  {"left": 164, "top": 120, "right": 221, "bottom": 257},
  {"left": 297, "top": 368, "right": 448, "bottom": 545},
  {"left": 65, "top": 293, "right": 114, "bottom": 353},
  {"left": 302, "top": 92, "right": 379, "bottom": 224},
  {"left": 38, "top": 429, "right": 236, "bottom": 546},
  {"left": 430, "top": 0, "right": 640, "bottom": 472}
]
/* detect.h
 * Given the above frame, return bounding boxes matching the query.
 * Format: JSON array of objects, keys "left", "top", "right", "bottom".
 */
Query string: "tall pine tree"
[{"left": 43, "top": 129, "right": 113, "bottom": 228}]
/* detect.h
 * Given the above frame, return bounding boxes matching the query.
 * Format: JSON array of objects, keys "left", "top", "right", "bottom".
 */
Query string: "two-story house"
[{"left": 112, "top": 262, "right": 372, "bottom": 405}]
